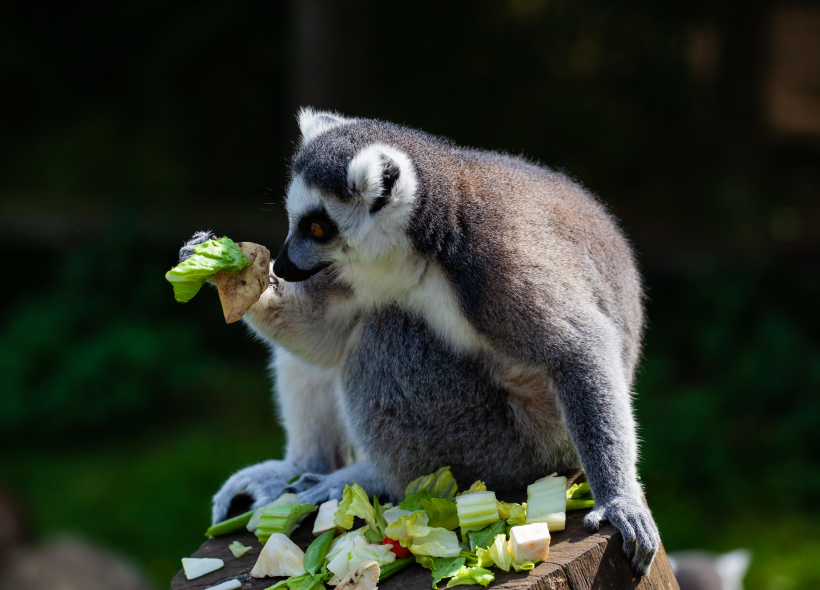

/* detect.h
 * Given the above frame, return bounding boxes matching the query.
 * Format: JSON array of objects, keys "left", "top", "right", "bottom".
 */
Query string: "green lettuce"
[
  {"left": 420, "top": 498, "right": 459, "bottom": 530},
  {"left": 458, "top": 481, "right": 487, "bottom": 495},
  {"left": 405, "top": 466, "right": 459, "bottom": 498},
  {"left": 165, "top": 237, "right": 249, "bottom": 303},
  {"left": 384, "top": 512, "right": 429, "bottom": 547},
  {"left": 416, "top": 556, "right": 467, "bottom": 589},
  {"left": 496, "top": 501, "right": 527, "bottom": 526},
  {"left": 334, "top": 483, "right": 376, "bottom": 531},
  {"left": 466, "top": 520, "right": 507, "bottom": 552},
  {"left": 445, "top": 566, "right": 495, "bottom": 587},
  {"left": 399, "top": 491, "right": 433, "bottom": 511},
  {"left": 408, "top": 525, "right": 461, "bottom": 558}
]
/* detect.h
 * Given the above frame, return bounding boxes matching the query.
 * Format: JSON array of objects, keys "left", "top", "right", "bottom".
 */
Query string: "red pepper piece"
[{"left": 382, "top": 536, "right": 410, "bottom": 558}]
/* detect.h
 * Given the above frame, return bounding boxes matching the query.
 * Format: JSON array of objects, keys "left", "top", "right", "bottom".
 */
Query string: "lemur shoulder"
[{"left": 180, "top": 108, "right": 660, "bottom": 575}]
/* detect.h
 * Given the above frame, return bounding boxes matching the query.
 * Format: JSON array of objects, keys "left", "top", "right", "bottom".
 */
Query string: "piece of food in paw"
[
  {"left": 509, "top": 522, "right": 551, "bottom": 563},
  {"left": 213, "top": 241, "right": 271, "bottom": 323},
  {"left": 250, "top": 533, "right": 306, "bottom": 578},
  {"left": 181, "top": 557, "right": 224, "bottom": 579},
  {"left": 337, "top": 559, "right": 380, "bottom": 590}
]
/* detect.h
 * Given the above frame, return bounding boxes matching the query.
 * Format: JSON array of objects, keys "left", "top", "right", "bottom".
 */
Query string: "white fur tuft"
[{"left": 297, "top": 107, "right": 351, "bottom": 145}]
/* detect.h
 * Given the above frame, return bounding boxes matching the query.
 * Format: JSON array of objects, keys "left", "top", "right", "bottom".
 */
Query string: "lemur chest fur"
[
  {"left": 339, "top": 255, "right": 488, "bottom": 354},
  {"left": 335, "top": 257, "right": 579, "bottom": 476}
]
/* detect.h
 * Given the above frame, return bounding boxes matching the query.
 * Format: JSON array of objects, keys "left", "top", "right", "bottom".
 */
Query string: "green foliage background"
[{"left": 1, "top": 1, "right": 819, "bottom": 588}]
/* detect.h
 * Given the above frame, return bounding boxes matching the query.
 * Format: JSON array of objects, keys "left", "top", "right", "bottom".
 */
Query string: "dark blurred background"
[{"left": 0, "top": 0, "right": 818, "bottom": 588}]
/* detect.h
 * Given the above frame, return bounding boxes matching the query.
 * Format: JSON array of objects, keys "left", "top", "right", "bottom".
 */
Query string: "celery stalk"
[
  {"left": 455, "top": 491, "right": 499, "bottom": 540},
  {"left": 526, "top": 474, "right": 567, "bottom": 532},
  {"left": 256, "top": 503, "right": 317, "bottom": 544}
]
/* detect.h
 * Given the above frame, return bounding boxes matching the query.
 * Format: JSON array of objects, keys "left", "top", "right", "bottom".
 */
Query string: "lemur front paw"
[
  {"left": 179, "top": 230, "right": 217, "bottom": 263},
  {"left": 211, "top": 460, "right": 296, "bottom": 525},
  {"left": 584, "top": 496, "right": 660, "bottom": 576},
  {"left": 284, "top": 472, "right": 346, "bottom": 506}
]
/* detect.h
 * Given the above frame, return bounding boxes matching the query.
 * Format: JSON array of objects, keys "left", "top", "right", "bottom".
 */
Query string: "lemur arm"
[
  {"left": 179, "top": 232, "right": 354, "bottom": 523},
  {"left": 550, "top": 320, "right": 660, "bottom": 576}
]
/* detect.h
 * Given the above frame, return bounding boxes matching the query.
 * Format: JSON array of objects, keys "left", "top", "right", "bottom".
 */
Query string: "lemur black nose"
[
  {"left": 272, "top": 240, "right": 332, "bottom": 282},
  {"left": 272, "top": 240, "right": 290, "bottom": 279}
]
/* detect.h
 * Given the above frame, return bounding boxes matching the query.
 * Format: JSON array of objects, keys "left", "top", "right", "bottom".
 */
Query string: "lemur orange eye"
[{"left": 310, "top": 222, "right": 324, "bottom": 238}]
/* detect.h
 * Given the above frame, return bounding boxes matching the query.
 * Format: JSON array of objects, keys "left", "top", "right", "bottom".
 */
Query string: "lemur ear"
[
  {"left": 347, "top": 144, "right": 416, "bottom": 214},
  {"left": 297, "top": 107, "right": 350, "bottom": 145}
]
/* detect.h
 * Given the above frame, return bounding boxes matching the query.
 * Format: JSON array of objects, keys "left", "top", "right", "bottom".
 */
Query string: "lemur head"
[{"left": 273, "top": 108, "right": 419, "bottom": 282}]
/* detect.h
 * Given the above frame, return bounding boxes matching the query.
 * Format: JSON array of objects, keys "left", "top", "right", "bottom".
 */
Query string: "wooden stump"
[{"left": 171, "top": 477, "right": 679, "bottom": 590}]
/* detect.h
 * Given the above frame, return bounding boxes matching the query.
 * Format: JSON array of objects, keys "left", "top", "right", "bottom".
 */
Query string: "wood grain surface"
[{"left": 171, "top": 475, "right": 679, "bottom": 590}]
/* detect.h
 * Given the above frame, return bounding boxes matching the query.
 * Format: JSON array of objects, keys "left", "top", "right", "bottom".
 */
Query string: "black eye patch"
[{"left": 298, "top": 208, "right": 339, "bottom": 243}]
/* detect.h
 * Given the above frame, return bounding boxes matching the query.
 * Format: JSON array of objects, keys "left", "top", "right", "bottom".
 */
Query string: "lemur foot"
[
  {"left": 584, "top": 496, "right": 660, "bottom": 576},
  {"left": 284, "top": 461, "right": 384, "bottom": 506},
  {"left": 285, "top": 472, "right": 346, "bottom": 505},
  {"left": 211, "top": 460, "right": 297, "bottom": 525},
  {"left": 179, "top": 230, "right": 217, "bottom": 263}
]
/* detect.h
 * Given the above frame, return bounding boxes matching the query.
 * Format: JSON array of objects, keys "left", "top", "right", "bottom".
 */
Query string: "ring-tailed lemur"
[{"left": 179, "top": 108, "right": 660, "bottom": 575}]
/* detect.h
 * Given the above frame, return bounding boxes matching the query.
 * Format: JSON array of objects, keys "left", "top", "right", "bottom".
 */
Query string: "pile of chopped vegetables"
[{"left": 181, "top": 467, "right": 595, "bottom": 589}]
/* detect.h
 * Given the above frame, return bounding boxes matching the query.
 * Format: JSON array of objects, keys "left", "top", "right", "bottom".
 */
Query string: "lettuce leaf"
[
  {"left": 373, "top": 495, "right": 389, "bottom": 538},
  {"left": 165, "top": 237, "right": 249, "bottom": 303},
  {"left": 384, "top": 512, "right": 429, "bottom": 546},
  {"left": 420, "top": 498, "right": 459, "bottom": 531},
  {"left": 458, "top": 481, "right": 487, "bottom": 495},
  {"left": 466, "top": 520, "right": 507, "bottom": 552},
  {"left": 405, "top": 467, "right": 459, "bottom": 498},
  {"left": 488, "top": 534, "right": 512, "bottom": 572},
  {"left": 334, "top": 484, "right": 376, "bottom": 531},
  {"left": 496, "top": 501, "right": 527, "bottom": 526},
  {"left": 416, "top": 556, "right": 467, "bottom": 589},
  {"left": 409, "top": 527, "right": 462, "bottom": 558},
  {"left": 400, "top": 491, "right": 433, "bottom": 511},
  {"left": 445, "top": 566, "right": 495, "bottom": 587}
]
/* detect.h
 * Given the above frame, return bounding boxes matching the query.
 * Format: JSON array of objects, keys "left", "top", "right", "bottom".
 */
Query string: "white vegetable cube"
[
  {"left": 313, "top": 499, "right": 341, "bottom": 536},
  {"left": 204, "top": 580, "right": 241, "bottom": 590},
  {"left": 509, "top": 523, "right": 551, "bottom": 563},
  {"left": 250, "top": 533, "right": 306, "bottom": 578},
  {"left": 181, "top": 557, "right": 224, "bottom": 580}
]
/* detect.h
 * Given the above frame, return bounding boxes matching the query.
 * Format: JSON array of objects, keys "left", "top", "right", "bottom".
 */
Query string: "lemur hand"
[
  {"left": 584, "top": 495, "right": 660, "bottom": 576},
  {"left": 211, "top": 460, "right": 298, "bottom": 525},
  {"left": 284, "top": 461, "right": 384, "bottom": 506},
  {"left": 179, "top": 230, "right": 218, "bottom": 263}
]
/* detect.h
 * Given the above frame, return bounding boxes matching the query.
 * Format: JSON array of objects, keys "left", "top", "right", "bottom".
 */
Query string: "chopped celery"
[
  {"left": 256, "top": 503, "right": 317, "bottom": 544},
  {"left": 455, "top": 491, "right": 499, "bottom": 539},
  {"left": 228, "top": 540, "right": 252, "bottom": 558},
  {"left": 405, "top": 466, "right": 459, "bottom": 498},
  {"left": 526, "top": 474, "right": 567, "bottom": 531},
  {"left": 247, "top": 493, "right": 301, "bottom": 532}
]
